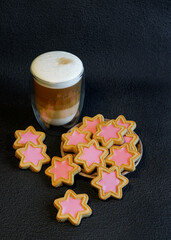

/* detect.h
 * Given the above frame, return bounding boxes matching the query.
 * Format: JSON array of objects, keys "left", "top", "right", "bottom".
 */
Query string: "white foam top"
[{"left": 30, "top": 51, "right": 83, "bottom": 88}]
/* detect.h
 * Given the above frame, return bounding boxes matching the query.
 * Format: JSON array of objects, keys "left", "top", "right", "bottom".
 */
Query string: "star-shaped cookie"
[
  {"left": 91, "top": 166, "right": 129, "bottom": 200},
  {"left": 54, "top": 189, "right": 92, "bottom": 226},
  {"left": 123, "top": 132, "right": 139, "bottom": 151},
  {"left": 62, "top": 127, "right": 91, "bottom": 153},
  {"left": 79, "top": 114, "right": 104, "bottom": 135},
  {"left": 93, "top": 120, "right": 127, "bottom": 148},
  {"left": 106, "top": 143, "right": 140, "bottom": 172},
  {"left": 45, "top": 155, "right": 81, "bottom": 187},
  {"left": 115, "top": 115, "right": 136, "bottom": 133},
  {"left": 15, "top": 142, "right": 50, "bottom": 172},
  {"left": 74, "top": 139, "right": 108, "bottom": 173},
  {"left": 13, "top": 126, "right": 45, "bottom": 149}
]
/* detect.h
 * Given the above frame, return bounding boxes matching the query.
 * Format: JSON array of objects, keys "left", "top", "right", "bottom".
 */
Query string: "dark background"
[{"left": 0, "top": 0, "right": 170, "bottom": 239}]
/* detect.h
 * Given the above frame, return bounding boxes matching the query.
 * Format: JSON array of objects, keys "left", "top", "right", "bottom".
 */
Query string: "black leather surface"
[{"left": 0, "top": 1, "right": 170, "bottom": 239}]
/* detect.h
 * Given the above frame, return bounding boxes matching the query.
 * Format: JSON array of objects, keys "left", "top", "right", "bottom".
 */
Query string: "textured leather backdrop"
[{"left": 0, "top": 1, "right": 170, "bottom": 239}]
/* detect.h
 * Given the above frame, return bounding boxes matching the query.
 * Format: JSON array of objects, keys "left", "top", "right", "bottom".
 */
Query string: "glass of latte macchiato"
[{"left": 30, "top": 51, "right": 84, "bottom": 133}]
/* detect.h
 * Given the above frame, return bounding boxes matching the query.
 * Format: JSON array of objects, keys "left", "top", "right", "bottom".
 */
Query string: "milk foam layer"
[{"left": 31, "top": 51, "right": 83, "bottom": 88}]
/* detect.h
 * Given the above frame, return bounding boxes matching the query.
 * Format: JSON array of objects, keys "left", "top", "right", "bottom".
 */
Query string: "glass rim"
[{"left": 31, "top": 67, "right": 84, "bottom": 89}]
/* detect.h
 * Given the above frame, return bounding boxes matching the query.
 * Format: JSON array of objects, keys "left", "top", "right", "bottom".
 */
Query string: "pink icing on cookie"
[
  {"left": 19, "top": 131, "right": 39, "bottom": 145},
  {"left": 82, "top": 119, "right": 100, "bottom": 134},
  {"left": 50, "top": 160, "right": 73, "bottom": 180},
  {"left": 117, "top": 119, "right": 130, "bottom": 128},
  {"left": 60, "top": 197, "right": 85, "bottom": 218},
  {"left": 22, "top": 145, "right": 44, "bottom": 166},
  {"left": 124, "top": 136, "right": 132, "bottom": 143},
  {"left": 110, "top": 147, "right": 132, "bottom": 166},
  {"left": 80, "top": 145, "right": 103, "bottom": 166},
  {"left": 98, "top": 171, "right": 120, "bottom": 193},
  {"left": 67, "top": 131, "right": 88, "bottom": 145},
  {"left": 99, "top": 124, "right": 120, "bottom": 141}
]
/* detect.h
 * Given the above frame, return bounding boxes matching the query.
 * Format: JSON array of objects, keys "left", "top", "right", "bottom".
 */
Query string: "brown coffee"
[{"left": 33, "top": 79, "right": 81, "bottom": 125}]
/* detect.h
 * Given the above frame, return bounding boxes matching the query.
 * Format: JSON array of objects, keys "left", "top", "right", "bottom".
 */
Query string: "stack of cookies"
[
  {"left": 13, "top": 114, "right": 142, "bottom": 226},
  {"left": 61, "top": 114, "right": 141, "bottom": 199},
  {"left": 13, "top": 126, "right": 50, "bottom": 172}
]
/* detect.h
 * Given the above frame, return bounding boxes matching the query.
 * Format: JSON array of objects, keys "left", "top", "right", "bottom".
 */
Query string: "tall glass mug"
[{"left": 30, "top": 51, "right": 85, "bottom": 133}]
